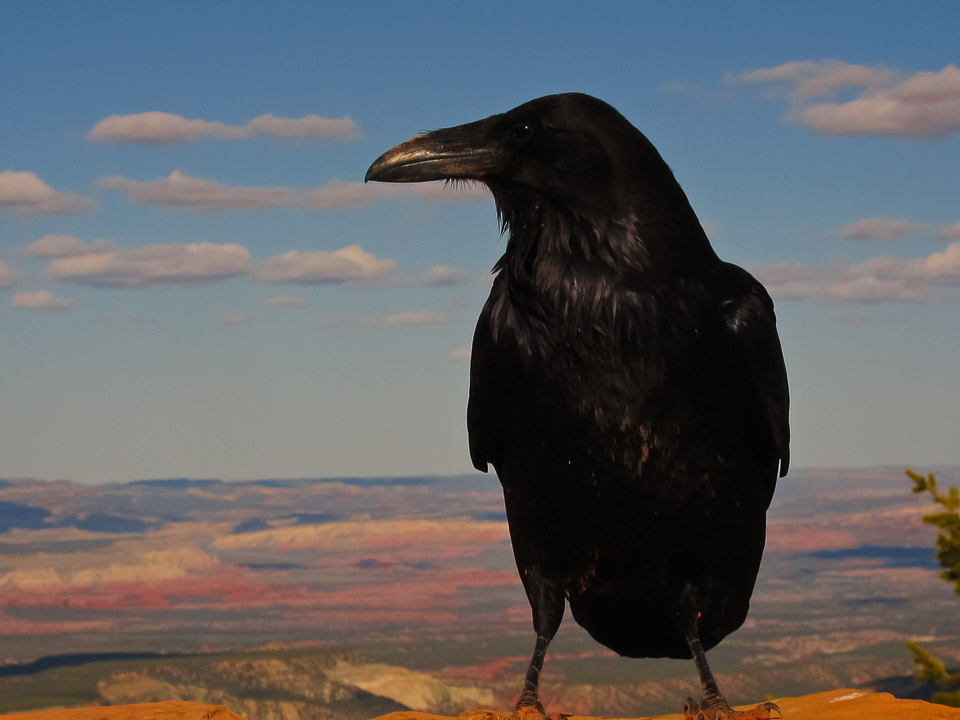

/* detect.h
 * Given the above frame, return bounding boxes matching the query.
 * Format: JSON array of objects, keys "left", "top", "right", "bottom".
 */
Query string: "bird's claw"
[
  {"left": 514, "top": 705, "right": 568, "bottom": 720},
  {"left": 684, "top": 698, "right": 781, "bottom": 720}
]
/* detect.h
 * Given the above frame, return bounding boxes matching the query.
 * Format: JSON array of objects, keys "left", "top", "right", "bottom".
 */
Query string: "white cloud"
[
  {"left": 731, "top": 61, "right": 960, "bottom": 139},
  {"left": 12, "top": 290, "right": 75, "bottom": 310},
  {"left": 0, "top": 171, "right": 95, "bottom": 216},
  {"left": 0, "top": 261, "right": 16, "bottom": 288},
  {"left": 902, "top": 241, "right": 960, "bottom": 280},
  {"left": 88, "top": 111, "right": 356, "bottom": 144},
  {"left": 219, "top": 313, "right": 250, "bottom": 327},
  {"left": 806, "top": 65, "right": 960, "bottom": 139},
  {"left": 754, "top": 241, "right": 960, "bottom": 304},
  {"left": 263, "top": 295, "right": 310, "bottom": 308},
  {"left": 99, "top": 172, "right": 488, "bottom": 212},
  {"left": 840, "top": 218, "right": 932, "bottom": 242},
  {"left": 88, "top": 112, "right": 251, "bottom": 143},
  {"left": 98, "top": 171, "right": 291, "bottom": 211},
  {"left": 25, "top": 234, "right": 111, "bottom": 258},
  {"left": 48, "top": 242, "right": 251, "bottom": 288},
  {"left": 254, "top": 245, "right": 396, "bottom": 284}
]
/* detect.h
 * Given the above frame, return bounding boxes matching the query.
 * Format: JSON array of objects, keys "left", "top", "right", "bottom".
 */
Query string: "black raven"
[{"left": 365, "top": 93, "right": 789, "bottom": 720}]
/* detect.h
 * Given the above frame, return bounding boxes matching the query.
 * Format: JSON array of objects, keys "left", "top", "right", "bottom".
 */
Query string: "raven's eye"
[{"left": 511, "top": 123, "right": 535, "bottom": 144}]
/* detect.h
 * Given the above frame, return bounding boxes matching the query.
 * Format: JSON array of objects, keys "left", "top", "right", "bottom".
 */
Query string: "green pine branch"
[
  {"left": 906, "top": 470, "right": 960, "bottom": 707},
  {"left": 907, "top": 470, "right": 960, "bottom": 594}
]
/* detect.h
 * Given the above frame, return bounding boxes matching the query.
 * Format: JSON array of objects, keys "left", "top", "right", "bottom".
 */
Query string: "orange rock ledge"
[
  {"left": 0, "top": 701, "right": 245, "bottom": 720},
  {"left": 378, "top": 689, "right": 959, "bottom": 720},
  {"left": 1, "top": 690, "right": 959, "bottom": 720}
]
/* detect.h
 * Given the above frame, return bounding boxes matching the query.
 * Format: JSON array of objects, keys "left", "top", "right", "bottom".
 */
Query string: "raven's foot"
[{"left": 683, "top": 695, "right": 781, "bottom": 720}]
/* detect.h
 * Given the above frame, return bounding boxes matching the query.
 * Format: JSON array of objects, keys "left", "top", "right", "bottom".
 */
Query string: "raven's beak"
[{"left": 364, "top": 118, "right": 497, "bottom": 184}]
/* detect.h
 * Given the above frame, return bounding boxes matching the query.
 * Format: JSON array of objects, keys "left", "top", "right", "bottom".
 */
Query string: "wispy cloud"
[
  {"left": 246, "top": 113, "right": 356, "bottom": 138},
  {"left": 364, "top": 310, "right": 454, "bottom": 327},
  {"left": 730, "top": 61, "right": 960, "bottom": 140},
  {"left": 839, "top": 218, "right": 933, "bottom": 242},
  {"left": 301, "top": 179, "right": 489, "bottom": 209},
  {"left": 263, "top": 295, "right": 310, "bottom": 308},
  {"left": 753, "top": 241, "right": 960, "bottom": 304},
  {"left": 48, "top": 242, "right": 251, "bottom": 288},
  {"left": 87, "top": 111, "right": 356, "bottom": 144},
  {"left": 0, "top": 171, "right": 96, "bottom": 216},
  {"left": 728, "top": 60, "right": 899, "bottom": 102},
  {"left": 415, "top": 266, "right": 459, "bottom": 286},
  {"left": 254, "top": 245, "right": 395, "bottom": 284},
  {"left": 939, "top": 220, "right": 960, "bottom": 240},
  {"left": 24, "top": 234, "right": 111, "bottom": 258},
  {"left": 317, "top": 310, "right": 455, "bottom": 329},
  {"left": 11, "top": 290, "right": 75, "bottom": 310},
  {"left": 0, "top": 261, "right": 16, "bottom": 288},
  {"left": 218, "top": 313, "right": 251, "bottom": 327},
  {"left": 99, "top": 171, "right": 488, "bottom": 212}
]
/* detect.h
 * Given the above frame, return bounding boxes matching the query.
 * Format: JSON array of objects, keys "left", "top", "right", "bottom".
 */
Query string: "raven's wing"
[
  {"left": 711, "top": 262, "right": 791, "bottom": 478},
  {"left": 467, "top": 286, "right": 505, "bottom": 473}
]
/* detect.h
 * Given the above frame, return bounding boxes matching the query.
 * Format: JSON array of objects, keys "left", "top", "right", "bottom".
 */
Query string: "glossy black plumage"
[{"left": 366, "top": 93, "right": 789, "bottom": 718}]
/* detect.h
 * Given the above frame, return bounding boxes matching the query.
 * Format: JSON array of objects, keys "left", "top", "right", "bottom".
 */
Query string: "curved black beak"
[{"left": 364, "top": 117, "right": 499, "bottom": 184}]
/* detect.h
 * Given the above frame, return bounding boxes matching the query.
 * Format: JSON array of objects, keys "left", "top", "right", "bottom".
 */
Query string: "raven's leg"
[
  {"left": 679, "top": 586, "right": 780, "bottom": 720},
  {"left": 515, "top": 574, "right": 564, "bottom": 714}
]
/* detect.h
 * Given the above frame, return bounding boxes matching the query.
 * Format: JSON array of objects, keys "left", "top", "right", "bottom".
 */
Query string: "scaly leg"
[
  {"left": 680, "top": 586, "right": 780, "bottom": 720},
  {"left": 516, "top": 573, "right": 564, "bottom": 714}
]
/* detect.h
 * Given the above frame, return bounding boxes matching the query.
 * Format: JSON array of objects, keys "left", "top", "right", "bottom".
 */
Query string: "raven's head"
[
  {"left": 366, "top": 93, "right": 713, "bottom": 267},
  {"left": 368, "top": 94, "right": 657, "bottom": 212}
]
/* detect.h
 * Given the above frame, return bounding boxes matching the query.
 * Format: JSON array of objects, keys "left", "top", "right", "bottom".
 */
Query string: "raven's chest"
[
  {"left": 471, "top": 271, "right": 720, "bottom": 471},
  {"left": 485, "top": 270, "right": 708, "bottom": 400}
]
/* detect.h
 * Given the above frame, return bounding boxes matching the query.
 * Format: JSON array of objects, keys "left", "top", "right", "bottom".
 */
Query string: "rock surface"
[
  {"left": 1, "top": 690, "right": 959, "bottom": 720},
  {"left": 0, "top": 701, "right": 245, "bottom": 720},
  {"left": 378, "top": 689, "right": 960, "bottom": 720}
]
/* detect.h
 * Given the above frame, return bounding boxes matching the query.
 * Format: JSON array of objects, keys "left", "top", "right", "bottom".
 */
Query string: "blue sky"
[{"left": 1, "top": 3, "right": 958, "bottom": 483}]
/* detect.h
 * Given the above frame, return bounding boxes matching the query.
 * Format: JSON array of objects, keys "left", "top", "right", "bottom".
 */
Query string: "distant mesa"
[
  {"left": 358, "top": 559, "right": 388, "bottom": 569},
  {"left": 231, "top": 513, "right": 341, "bottom": 534},
  {"left": 286, "top": 513, "right": 340, "bottom": 525},
  {"left": 67, "top": 513, "right": 154, "bottom": 534},
  {"left": 471, "top": 511, "right": 508, "bottom": 522},
  {"left": 0, "top": 501, "right": 52, "bottom": 533},
  {"left": 230, "top": 518, "right": 272, "bottom": 534},
  {"left": 0, "top": 651, "right": 182, "bottom": 678},
  {"left": 129, "top": 478, "right": 223, "bottom": 489},
  {"left": 357, "top": 559, "right": 436, "bottom": 570},
  {"left": 237, "top": 562, "right": 302, "bottom": 570},
  {"left": 243, "top": 476, "right": 439, "bottom": 489},
  {"left": 806, "top": 544, "right": 939, "bottom": 569},
  {"left": 0, "top": 501, "right": 159, "bottom": 535}
]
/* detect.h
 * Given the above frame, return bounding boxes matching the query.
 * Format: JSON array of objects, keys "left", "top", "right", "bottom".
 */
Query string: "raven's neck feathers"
[{"left": 490, "top": 177, "right": 719, "bottom": 295}]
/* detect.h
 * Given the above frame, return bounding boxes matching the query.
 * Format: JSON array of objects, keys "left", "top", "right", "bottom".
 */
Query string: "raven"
[{"left": 366, "top": 93, "right": 789, "bottom": 720}]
